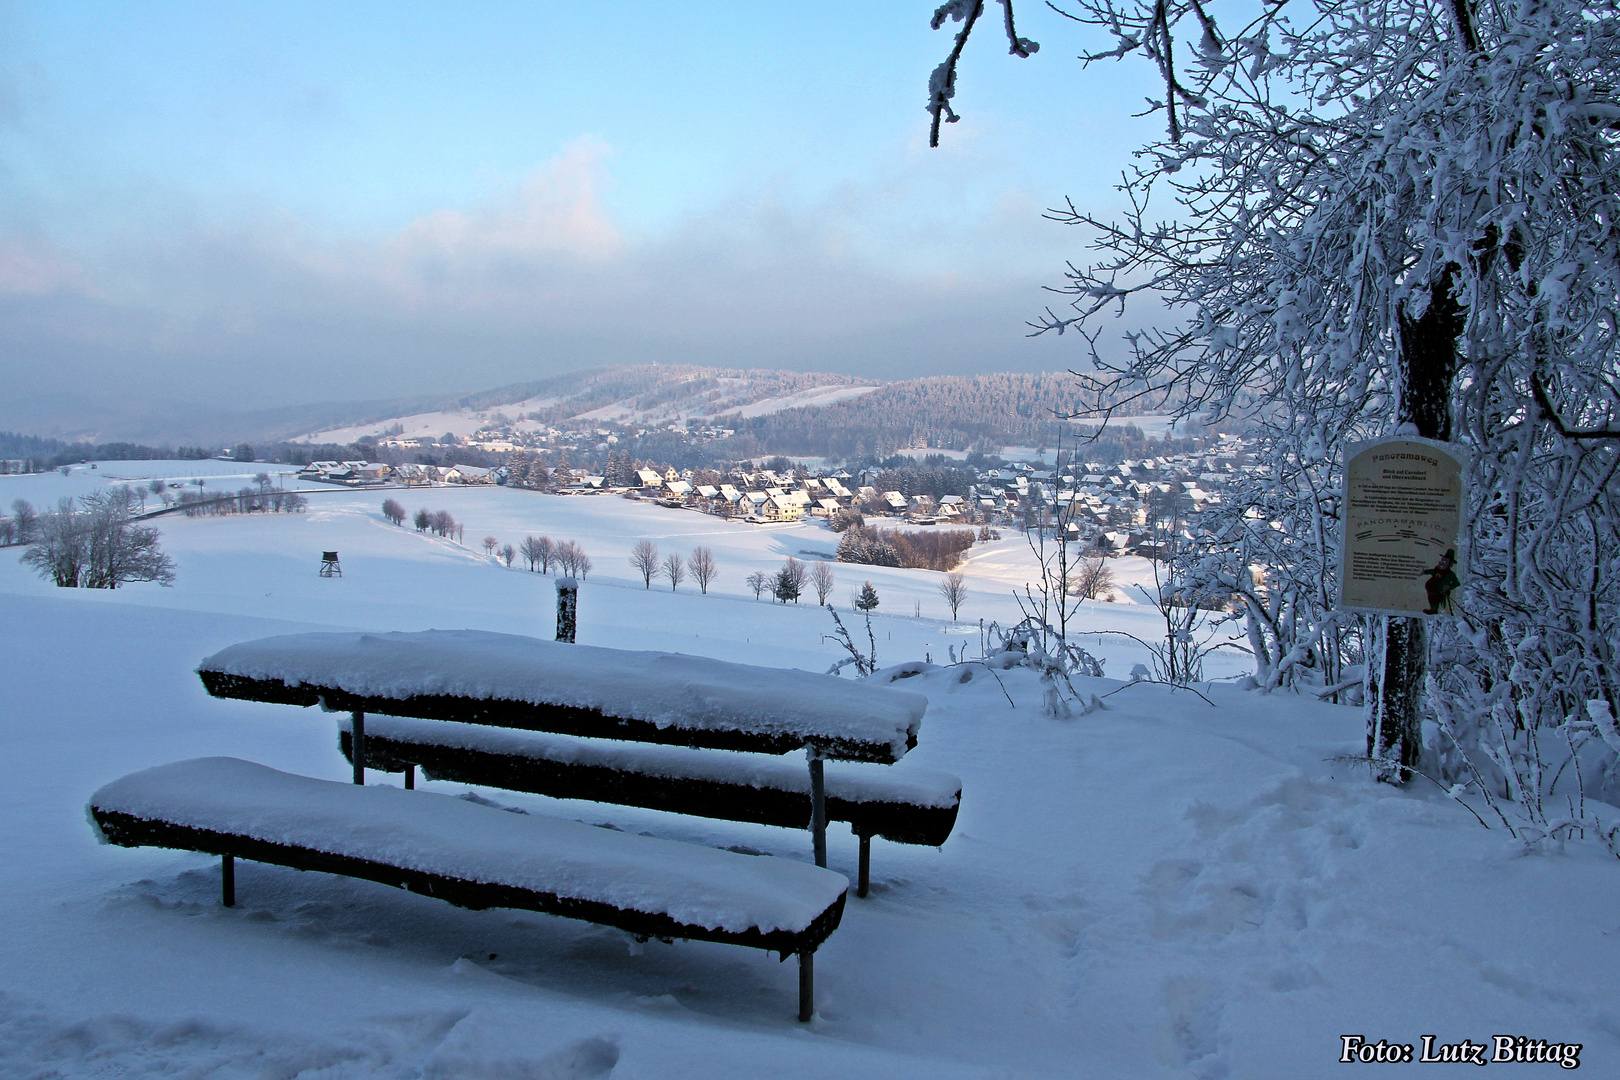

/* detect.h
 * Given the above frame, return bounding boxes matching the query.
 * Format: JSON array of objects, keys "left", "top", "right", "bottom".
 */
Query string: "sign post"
[{"left": 1339, "top": 436, "right": 1467, "bottom": 617}]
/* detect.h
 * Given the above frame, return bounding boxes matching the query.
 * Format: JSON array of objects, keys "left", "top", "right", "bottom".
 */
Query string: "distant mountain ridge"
[
  {"left": 8, "top": 364, "right": 1186, "bottom": 459},
  {"left": 286, "top": 365, "right": 1176, "bottom": 460}
]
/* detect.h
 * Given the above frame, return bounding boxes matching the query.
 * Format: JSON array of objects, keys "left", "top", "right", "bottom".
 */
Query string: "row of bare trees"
[
  {"left": 629, "top": 540, "right": 719, "bottom": 593},
  {"left": 515, "top": 535, "right": 591, "bottom": 578},
  {"left": 407, "top": 506, "right": 464, "bottom": 543}
]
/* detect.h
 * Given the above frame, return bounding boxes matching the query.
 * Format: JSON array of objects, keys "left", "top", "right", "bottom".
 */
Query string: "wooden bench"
[
  {"left": 335, "top": 715, "right": 961, "bottom": 896},
  {"left": 90, "top": 757, "right": 849, "bottom": 1019}
]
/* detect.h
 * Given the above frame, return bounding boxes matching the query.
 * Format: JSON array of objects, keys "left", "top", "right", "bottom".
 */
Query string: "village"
[{"left": 294, "top": 426, "right": 1260, "bottom": 560}]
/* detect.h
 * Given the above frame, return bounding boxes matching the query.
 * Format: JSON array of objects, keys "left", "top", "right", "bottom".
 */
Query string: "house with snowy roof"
[{"left": 761, "top": 494, "right": 804, "bottom": 522}]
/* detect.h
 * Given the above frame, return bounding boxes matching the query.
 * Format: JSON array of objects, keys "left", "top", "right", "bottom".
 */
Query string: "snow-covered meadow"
[{"left": 1, "top": 466, "right": 1616, "bottom": 1077}]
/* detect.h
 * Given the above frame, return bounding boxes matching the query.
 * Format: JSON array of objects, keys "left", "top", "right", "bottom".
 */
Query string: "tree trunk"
[{"left": 1367, "top": 271, "right": 1463, "bottom": 779}]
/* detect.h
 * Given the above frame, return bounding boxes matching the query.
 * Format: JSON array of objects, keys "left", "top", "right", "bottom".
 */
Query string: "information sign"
[{"left": 1339, "top": 436, "right": 1467, "bottom": 616}]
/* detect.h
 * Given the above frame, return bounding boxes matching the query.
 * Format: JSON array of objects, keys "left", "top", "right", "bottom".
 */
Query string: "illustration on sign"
[{"left": 1339, "top": 436, "right": 1467, "bottom": 617}]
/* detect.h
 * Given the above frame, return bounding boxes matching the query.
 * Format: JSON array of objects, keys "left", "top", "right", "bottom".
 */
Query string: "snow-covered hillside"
[
  {"left": 292, "top": 397, "right": 564, "bottom": 446},
  {"left": 1, "top": 465, "right": 1616, "bottom": 1077},
  {"left": 291, "top": 370, "right": 880, "bottom": 446}
]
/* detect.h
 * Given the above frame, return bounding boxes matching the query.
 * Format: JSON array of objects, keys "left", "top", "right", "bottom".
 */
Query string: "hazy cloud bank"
[{"left": 0, "top": 139, "right": 1088, "bottom": 440}]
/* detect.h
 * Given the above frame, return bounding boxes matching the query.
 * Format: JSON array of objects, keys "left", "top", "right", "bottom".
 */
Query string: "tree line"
[
  {"left": 836, "top": 526, "right": 976, "bottom": 573},
  {"left": 381, "top": 499, "right": 591, "bottom": 578},
  {"left": 722, "top": 373, "right": 1208, "bottom": 460},
  {"left": 628, "top": 540, "right": 718, "bottom": 593}
]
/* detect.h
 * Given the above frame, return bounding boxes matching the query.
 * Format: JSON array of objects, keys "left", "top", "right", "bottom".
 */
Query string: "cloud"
[
  {"left": 391, "top": 138, "right": 626, "bottom": 292},
  {"left": 0, "top": 137, "right": 1089, "bottom": 438}
]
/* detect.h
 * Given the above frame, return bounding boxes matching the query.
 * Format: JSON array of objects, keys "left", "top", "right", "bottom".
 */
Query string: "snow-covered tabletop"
[
  {"left": 199, "top": 630, "right": 926, "bottom": 762},
  {"left": 91, "top": 756, "right": 850, "bottom": 942}
]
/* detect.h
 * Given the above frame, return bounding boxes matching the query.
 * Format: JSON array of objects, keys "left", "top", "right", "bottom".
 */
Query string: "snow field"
[{"left": 2, "top": 462, "right": 1618, "bottom": 1077}]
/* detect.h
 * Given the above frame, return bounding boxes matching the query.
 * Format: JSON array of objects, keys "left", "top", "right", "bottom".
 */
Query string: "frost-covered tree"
[
  {"left": 662, "top": 552, "right": 685, "bottom": 591},
  {"left": 746, "top": 569, "right": 770, "bottom": 600},
  {"left": 811, "top": 560, "right": 836, "bottom": 605},
  {"left": 21, "top": 489, "right": 174, "bottom": 589},
  {"left": 688, "top": 546, "right": 718, "bottom": 594},
  {"left": 1072, "top": 556, "right": 1114, "bottom": 602},
  {"left": 934, "top": 0, "right": 1620, "bottom": 789},
  {"left": 506, "top": 449, "right": 530, "bottom": 487},
  {"left": 555, "top": 540, "right": 591, "bottom": 579},
  {"left": 855, "top": 580, "right": 881, "bottom": 612},
  {"left": 940, "top": 570, "right": 968, "bottom": 620},
  {"left": 629, "top": 540, "right": 659, "bottom": 588},
  {"left": 519, "top": 534, "right": 548, "bottom": 572},
  {"left": 10, "top": 499, "right": 36, "bottom": 543}
]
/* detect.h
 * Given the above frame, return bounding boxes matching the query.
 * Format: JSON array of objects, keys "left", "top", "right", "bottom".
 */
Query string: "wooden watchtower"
[{"left": 319, "top": 551, "right": 341, "bottom": 577}]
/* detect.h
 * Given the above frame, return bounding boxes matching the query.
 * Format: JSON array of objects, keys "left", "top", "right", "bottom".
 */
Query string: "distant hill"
[
  {"left": 8, "top": 364, "right": 1203, "bottom": 465},
  {"left": 722, "top": 372, "right": 1131, "bottom": 458},
  {"left": 284, "top": 365, "right": 1165, "bottom": 457},
  {"left": 288, "top": 366, "right": 874, "bottom": 445}
]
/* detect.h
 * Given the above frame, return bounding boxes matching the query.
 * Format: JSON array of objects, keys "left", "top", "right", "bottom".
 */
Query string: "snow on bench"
[
  {"left": 337, "top": 716, "right": 962, "bottom": 895},
  {"left": 199, "top": 630, "right": 926, "bottom": 763},
  {"left": 89, "top": 757, "right": 849, "bottom": 1018}
]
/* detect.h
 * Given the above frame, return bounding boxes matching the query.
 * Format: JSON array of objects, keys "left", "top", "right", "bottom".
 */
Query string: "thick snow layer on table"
[
  {"left": 91, "top": 757, "right": 847, "bottom": 936},
  {"left": 345, "top": 715, "right": 962, "bottom": 808},
  {"left": 201, "top": 629, "right": 926, "bottom": 759}
]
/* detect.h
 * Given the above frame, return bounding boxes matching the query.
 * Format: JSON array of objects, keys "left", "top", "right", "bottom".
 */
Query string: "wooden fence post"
[{"left": 556, "top": 577, "right": 578, "bottom": 643}]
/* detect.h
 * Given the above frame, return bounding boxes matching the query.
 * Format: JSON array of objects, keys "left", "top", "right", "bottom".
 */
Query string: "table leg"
[
  {"left": 351, "top": 711, "right": 365, "bottom": 785},
  {"left": 798, "top": 950, "right": 815, "bottom": 1022},
  {"left": 807, "top": 751, "right": 826, "bottom": 868}
]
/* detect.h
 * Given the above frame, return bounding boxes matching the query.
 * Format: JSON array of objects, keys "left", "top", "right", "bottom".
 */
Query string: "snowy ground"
[{"left": 2, "top": 465, "right": 1618, "bottom": 1078}]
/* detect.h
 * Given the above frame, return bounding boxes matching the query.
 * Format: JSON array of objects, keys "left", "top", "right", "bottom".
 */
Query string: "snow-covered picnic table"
[
  {"left": 95, "top": 628, "right": 946, "bottom": 1018},
  {"left": 198, "top": 630, "right": 926, "bottom": 763}
]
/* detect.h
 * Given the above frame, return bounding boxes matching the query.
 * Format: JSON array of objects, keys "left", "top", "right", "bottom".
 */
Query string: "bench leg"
[
  {"left": 798, "top": 950, "right": 814, "bottom": 1022},
  {"left": 857, "top": 833, "right": 871, "bottom": 898},
  {"left": 351, "top": 711, "right": 365, "bottom": 786},
  {"left": 404, "top": 763, "right": 415, "bottom": 790},
  {"left": 808, "top": 752, "right": 826, "bottom": 869},
  {"left": 222, "top": 855, "right": 235, "bottom": 907}
]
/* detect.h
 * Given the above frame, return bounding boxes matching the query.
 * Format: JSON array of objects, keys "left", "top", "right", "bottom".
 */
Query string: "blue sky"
[{"left": 0, "top": 1, "right": 1164, "bottom": 433}]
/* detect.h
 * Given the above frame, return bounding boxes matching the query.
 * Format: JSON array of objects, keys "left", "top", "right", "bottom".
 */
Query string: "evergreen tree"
[
  {"left": 507, "top": 449, "right": 531, "bottom": 487},
  {"left": 855, "top": 580, "right": 880, "bottom": 612}
]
